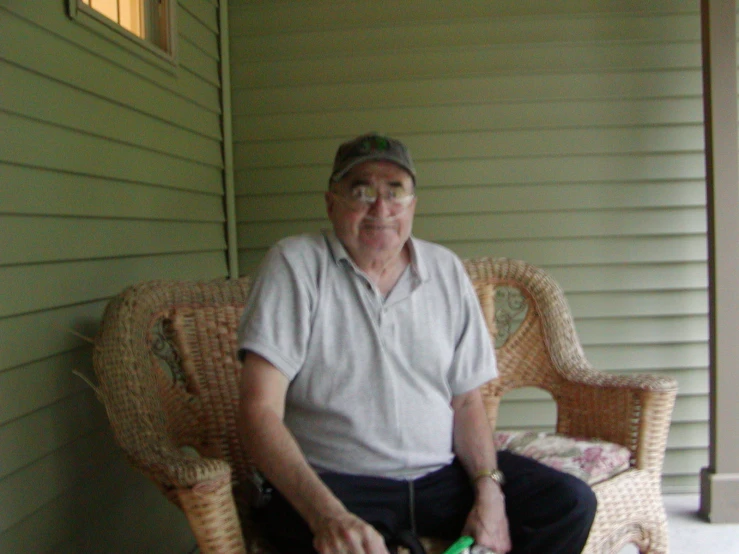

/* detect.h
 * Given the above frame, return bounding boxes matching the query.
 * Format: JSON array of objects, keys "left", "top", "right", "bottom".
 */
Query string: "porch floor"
[{"left": 617, "top": 493, "right": 739, "bottom": 553}]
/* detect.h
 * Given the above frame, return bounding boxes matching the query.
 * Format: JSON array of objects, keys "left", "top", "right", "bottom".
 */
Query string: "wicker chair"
[{"left": 92, "top": 257, "right": 677, "bottom": 554}]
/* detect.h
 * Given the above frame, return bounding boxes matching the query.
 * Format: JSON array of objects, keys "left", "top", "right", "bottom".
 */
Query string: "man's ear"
[{"left": 325, "top": 190, "right": 334, "bottom": 217}]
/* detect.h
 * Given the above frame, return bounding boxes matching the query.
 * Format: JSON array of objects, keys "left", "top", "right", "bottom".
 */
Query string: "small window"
[{"left": 69, "top": 0, "right": 175, "bottom": 59}]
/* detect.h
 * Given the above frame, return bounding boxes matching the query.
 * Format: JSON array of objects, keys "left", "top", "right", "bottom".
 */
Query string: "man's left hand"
[{"left": 462, "top": 480, "right": 511, "bottom": 553}]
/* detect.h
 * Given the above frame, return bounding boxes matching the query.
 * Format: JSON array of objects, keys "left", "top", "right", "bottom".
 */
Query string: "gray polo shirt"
[{"left": 237, "top": 230, "right": 496, "bottom": 479}]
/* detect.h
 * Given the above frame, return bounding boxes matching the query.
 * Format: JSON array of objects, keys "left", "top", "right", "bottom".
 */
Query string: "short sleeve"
[
  {"left": 446, "top": 265, "right": 498, "bottom": 395},
  {"left": 237, "top": 239, "right": 317, "bottom": 380}
]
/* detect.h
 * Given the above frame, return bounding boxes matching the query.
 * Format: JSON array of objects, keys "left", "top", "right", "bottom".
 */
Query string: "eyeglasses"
[{"left": 331, "top": 185, "right": 415, "bottom": 211}]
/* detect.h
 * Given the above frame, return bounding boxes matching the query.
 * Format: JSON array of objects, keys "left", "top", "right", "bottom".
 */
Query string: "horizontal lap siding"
[
  {"left": 230, "top": 0, "right": 707, "bottom": 493},
  {"left": 0, "top": 0, "right": 225, "bottom": 552}
]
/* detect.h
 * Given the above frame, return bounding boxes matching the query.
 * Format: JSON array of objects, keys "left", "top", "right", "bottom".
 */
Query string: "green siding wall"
[
  {"left": 0, "top": 0, "right": 226, "bottom": 552},
  {"left": 230, "top": 0, "right": 708, "bottom": 493}
]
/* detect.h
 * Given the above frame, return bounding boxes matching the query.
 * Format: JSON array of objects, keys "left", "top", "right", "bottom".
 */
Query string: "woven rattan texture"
[{"left": 93, "top": 258, "right": 677, "bottom": 554}]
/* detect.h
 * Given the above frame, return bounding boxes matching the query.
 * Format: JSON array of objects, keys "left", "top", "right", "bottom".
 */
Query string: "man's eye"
[{"left": 353, "top": 186, "right": 376, "bottom": 200}]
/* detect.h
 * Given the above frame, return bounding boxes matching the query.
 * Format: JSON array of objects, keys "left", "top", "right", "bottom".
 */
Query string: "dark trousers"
[{"left": 255, "top": 451, "right": 597, "bottom": 554}]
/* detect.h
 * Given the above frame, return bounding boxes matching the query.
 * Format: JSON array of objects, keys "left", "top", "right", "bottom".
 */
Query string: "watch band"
[{"left": 473, "top": 468, "right": 506, "bottom": 486}]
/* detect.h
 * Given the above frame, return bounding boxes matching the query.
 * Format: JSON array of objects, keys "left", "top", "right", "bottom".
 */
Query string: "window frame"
[{"left": 67, "top": 0, "right": 178, "bottom": 69}]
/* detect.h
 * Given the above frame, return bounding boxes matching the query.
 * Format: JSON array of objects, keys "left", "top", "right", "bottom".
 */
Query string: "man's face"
[{"left": 325, "top": 160, "right": 417, "bottom": 263}]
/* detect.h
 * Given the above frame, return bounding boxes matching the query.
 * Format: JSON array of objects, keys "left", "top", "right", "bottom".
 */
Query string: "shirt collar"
[{"left": 322, "top": 229, "right": 428, "bottom": 283}]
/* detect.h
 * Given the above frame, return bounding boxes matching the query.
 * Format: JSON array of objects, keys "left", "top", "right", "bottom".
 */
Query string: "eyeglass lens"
[{"left": 350, "top": 185, "right": 413, "bottom": 205}]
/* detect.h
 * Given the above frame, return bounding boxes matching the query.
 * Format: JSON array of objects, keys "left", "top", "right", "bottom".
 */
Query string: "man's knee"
[{"left": 562, "top": 475, "right": 598, "bottom": 527}]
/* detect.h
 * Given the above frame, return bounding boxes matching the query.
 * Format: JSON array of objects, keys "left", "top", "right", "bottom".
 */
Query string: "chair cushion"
[{"left": 493, "top": 430, "right": 631, "bottom": 485}]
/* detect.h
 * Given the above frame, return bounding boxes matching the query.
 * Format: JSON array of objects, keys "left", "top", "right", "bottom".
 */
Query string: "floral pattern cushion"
[{"left": 493, "top": 430, "right": 631, "bottom": 485}]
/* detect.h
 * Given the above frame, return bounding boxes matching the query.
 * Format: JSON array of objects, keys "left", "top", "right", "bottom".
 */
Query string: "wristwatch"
[{"left": 473, "top": 468, "right": 506, "bottom": 486}]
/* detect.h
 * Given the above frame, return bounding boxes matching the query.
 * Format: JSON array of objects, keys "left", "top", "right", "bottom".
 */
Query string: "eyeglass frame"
[{"left": 328, "top": 183, "right": 416, "bottom": 212}]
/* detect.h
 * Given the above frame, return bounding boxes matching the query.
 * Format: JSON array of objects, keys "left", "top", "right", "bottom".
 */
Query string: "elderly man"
[{"left": 237, "top": 133, "right": 596, "bottom": 554}]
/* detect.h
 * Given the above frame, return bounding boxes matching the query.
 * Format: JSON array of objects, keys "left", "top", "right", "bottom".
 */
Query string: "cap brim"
[{"left": 330, "top": 154, "right": 416, "bottom": 183}]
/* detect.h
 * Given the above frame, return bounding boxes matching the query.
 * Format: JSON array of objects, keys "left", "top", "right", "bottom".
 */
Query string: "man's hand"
[
  {"left": 311, "top": 511, "right": 390, "bottom": 554},
  {"left": 462, "top": 480, "right": 511, "bottom": 553},
  {"left": 450, "top": 389, "right": 511, "bottom": 552}
]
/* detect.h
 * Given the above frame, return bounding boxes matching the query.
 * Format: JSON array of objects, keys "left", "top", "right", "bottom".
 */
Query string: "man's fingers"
[
  {"left": 463, "top": 504, "right": 512, "bottom": 554},
  {"left": 313, "top": 512, "right": 389, "bottom": 554}
]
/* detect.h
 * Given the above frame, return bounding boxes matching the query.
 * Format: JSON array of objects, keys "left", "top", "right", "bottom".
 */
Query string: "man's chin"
[
  {"left": 359, "top": 228, "right": 397, "bottom": 242},
  {"left": 359, "top": 236, "right": 404, "bottom": 253}
]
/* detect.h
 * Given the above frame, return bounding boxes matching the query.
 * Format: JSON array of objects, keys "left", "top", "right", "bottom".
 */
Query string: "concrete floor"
[{"left": 617, "top": 494, "right": 739, "bottom": 554}]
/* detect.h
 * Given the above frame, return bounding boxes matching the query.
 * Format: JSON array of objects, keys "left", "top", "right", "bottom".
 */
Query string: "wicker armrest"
[
  {"left": 135, "top": 446, "right": 247, "bottom": 554},
  {"left": 97, "top": 394, "right": 251, "bottom": 553},
  {"left": 554, "top": 371, "right": 678, "bottom": 472},
  {"left": 119, "top": 441, "right": 233, "bottom": 490},
  {"left": 91, "top": 356, "right": 233, "bottom": 491},
  {"left": 112, "top": 435, "right": 248, "bottom": 553},
  {"left": 92, "top": 280, "right": 244, "bottom": 490}
]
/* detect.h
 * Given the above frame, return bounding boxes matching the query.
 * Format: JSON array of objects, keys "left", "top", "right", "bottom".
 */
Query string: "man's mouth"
[
  {"left": 362, "top": 215, "right": 398, "bottom": 227},
  {"left": 361, "top": 222, "right": 395, "bottom": 231}
]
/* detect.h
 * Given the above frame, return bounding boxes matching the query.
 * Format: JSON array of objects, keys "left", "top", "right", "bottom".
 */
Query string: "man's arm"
[
  {"left": 451, "top": 388, "right": 512, "bottom": 553},
  {"left": 238, "top": 351, "right": 389, "bottom": 554}
]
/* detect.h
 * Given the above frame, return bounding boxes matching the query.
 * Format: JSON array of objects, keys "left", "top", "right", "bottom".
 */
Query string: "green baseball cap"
[{"left": 329, "top": 132, "right": 416, "bottom": 184}]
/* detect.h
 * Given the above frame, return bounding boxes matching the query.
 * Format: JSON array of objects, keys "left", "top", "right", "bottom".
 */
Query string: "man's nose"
[{"left": 367, "top": 194, "right": 392, "bottom": 216}]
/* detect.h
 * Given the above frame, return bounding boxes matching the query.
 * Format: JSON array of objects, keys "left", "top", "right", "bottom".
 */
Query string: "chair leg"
[
  {"left": 177, "top": 475, "right": 248, "bottom": 554},
  {"left": 638, "top": 521, "right": 669, "bottom": 554},
  {"left": 582, "top": 519, "right": 668, "bottom": 554}
]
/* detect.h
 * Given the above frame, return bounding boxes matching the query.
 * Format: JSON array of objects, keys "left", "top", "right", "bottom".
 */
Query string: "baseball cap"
[{"left": 329, "top": 133, "right": 416, "bottom": 184}]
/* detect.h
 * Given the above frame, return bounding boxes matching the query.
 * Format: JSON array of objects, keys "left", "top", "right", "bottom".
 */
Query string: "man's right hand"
[{"left": 311, "top": 511, "right": 390, "bottom": 554}]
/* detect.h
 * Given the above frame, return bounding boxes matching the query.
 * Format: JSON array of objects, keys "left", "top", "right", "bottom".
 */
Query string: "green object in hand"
[{"left": 442, "top": 536, "right": 475, "bottom": 554}]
